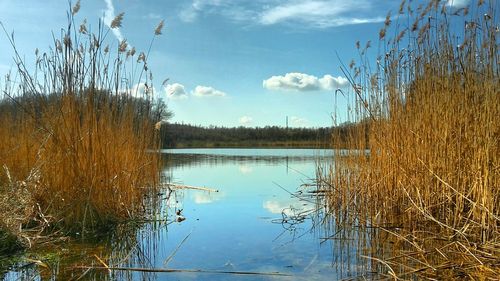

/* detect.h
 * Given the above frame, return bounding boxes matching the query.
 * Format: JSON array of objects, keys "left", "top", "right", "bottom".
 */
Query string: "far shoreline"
[{"left": 163, "top": 141, "right": 330, "bottom": 149}]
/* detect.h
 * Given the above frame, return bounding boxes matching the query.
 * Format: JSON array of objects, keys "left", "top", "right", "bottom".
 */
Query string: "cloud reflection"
[
  {"left": 263, "top": 199, "right": 312, "bottom": 216},
  {"left": 238, "top": 165, "right": 253, "bottom": 174},
  {"left": 192, "top": 192, "right": 222, "bottom": 204}
]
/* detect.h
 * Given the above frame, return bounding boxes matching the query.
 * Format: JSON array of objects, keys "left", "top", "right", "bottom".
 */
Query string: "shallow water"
[{"left": 1, "top": 148, "right": 367, "bottom": 280}]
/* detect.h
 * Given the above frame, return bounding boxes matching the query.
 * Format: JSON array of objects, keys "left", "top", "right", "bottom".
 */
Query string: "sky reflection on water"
[
  {"left": 2, "top": 148, "right": 365, "bottom": 280},
  {"left": 148, "top": 148, "right": 360, "bottom": 280}
]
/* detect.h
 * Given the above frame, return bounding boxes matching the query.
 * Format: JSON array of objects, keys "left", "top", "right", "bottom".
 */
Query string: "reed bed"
[
  {"left": 320, "top": 0, "right": 499, "bottom": 279},
  {"left": 0, "top": 2, "right": 168, "bottom": 248}
]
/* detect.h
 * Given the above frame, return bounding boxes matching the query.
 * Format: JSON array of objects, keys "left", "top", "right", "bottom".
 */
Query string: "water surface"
[
  {"left": 154, "top": 148, "right": 359, "bottom": 280},
  {"left": 2, "top": 148, "right": 365, "bottom": 280}
]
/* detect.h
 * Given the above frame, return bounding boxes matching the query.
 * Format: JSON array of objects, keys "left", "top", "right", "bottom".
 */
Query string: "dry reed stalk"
[
  {"left": 322, "top": 0, "right": 499, "bottom": 279},
  {"left": 74, "top": 266, "right": 292, "bottom": 276},
  {"left": 0, "top": 2, "right": 170, "bottom": 242}
]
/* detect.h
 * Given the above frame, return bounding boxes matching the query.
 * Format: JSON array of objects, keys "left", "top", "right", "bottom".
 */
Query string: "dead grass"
[
  {"left": 0, "top": 2, "right": 168, "bottom": 246},
  {"left": 321, "top": 0, "right": 499, "bottom": 279}
]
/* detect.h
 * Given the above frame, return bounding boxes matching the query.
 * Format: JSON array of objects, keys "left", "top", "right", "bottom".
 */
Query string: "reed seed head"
[
  {"left": 79, "top": 19, "right": 87, "bottom": 34},
  {"left": 349, "top": 60, "right": 355, "bottom": 69},
  {"left": 137, "top": 52, "right": 146, "bottom": 63},
  {"left": 63, "top": 35, "right": 71, "bottom": 48},
  {"left": 384, "top": 12, "right": 392, "bottom": 27},
  {"left": 465, "top": 21, "right": 476, "bottom": 30},
  {"left": 56, "top": 40, "right": 63, "bottom": 53},
  {"left": 412, "top": 19, "right": 419, "bottom": 31},
  {"left": 111, "top": 12, "right": 124, "bottom": 29},
  {"left": 93, "top": 34, "right": 99, "bottom": 48},
  {"left": 118, "top": 39, "right": 127, "bottom": 53},
  {"left": 399, "top": 0, "right": 406, "bottom": 14},
  {"left": 396, "top": 29, "right": 407, "bottom": 43},
  {"left": 379, "top": 28, "right": 387, "bottom": 39},
  {"left": 154, "top": 20, "right": 165, "bottom": 35},
  {"left": 72, "top": 0, "right": 81, "bottom": 15}
]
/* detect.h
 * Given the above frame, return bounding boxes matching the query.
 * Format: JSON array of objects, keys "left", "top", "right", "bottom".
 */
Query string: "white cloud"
[
  {"left": 446, "top": 0, "right": 470, "bottom": 8},
  {"left": 124, "top": 82, "right": 156, "bottom": 97},
  {"left": 260, "top": 1, "right": 348, "bottom": 25},
  {"left": 220, "top": 6, "right": 257, "bottom": 22},
  {"left": 320, "top": 74, "right": 350, "bottom": 90},
  {"left": 263, "top": 72, "right": 348, "bottom": 92},
  {"left": 180, "top": 7, "right": 199, "bottom": 22},
  {"left": 180, "top": 0, "right": 383, "bottom": 28},
  {"left": 164, "top": 83, "right": 226, "bottom": 99},
  {"left": 192, "top": 85, "right": 226, "bottom": 97},
  {"left": 145, "top": 13, "right": 161, "bottom": 20},
  {"left": 165, "top": 83, "right": 188, "bottom": 100},
  {"left": 290, "top": 116, "right": 308, "bottom": 127},
  {"left": 192, "top": 0, "right": 227, "bottom": 10},
  {"left": 103, "top": 0, "right": 125, "bottom": 42},
  {"left": 259, "top": 1, "right": 384, "bottom": 28},
  {"left": 239, "top": 116, "right": 253, "bottom": 126},
  {"left": 180, "top": 0, "right": 229, "bottom": 22}
]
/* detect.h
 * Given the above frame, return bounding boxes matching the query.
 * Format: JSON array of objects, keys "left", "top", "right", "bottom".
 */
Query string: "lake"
[{"left": 2, "top": 148, "right": 367, "bottom": 280}]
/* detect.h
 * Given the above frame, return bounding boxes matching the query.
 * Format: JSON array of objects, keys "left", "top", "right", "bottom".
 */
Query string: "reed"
[
  {"left": 0, "top": 2, "right": 169, "bottom": 243},
  {"left": 321, "top": 0, "right": 499, "bottom": 279}
]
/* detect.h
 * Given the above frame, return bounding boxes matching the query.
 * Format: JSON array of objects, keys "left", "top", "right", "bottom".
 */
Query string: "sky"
[{"left": 0, "top": 0, "right": 478, "bottom": 128}]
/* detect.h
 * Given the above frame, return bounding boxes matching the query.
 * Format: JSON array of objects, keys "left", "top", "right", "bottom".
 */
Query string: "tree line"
[{"left": 159, "top": 122, "right": 365, "bottom": 148}]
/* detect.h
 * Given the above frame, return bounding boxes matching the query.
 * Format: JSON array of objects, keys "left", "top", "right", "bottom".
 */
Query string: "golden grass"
[
  {"left": 321, "top": 0, "right": 499, "bottom": 279},
  {"left": 0, "top": 3, "right": 167, "bottom": 241}
]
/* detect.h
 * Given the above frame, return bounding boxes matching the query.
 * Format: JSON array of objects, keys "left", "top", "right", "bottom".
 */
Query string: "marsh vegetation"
[
  {"left": 319, "top": 0, "right": 499, "bottom": 279},
  {"left": 0, "top": 2, "right": 168, "bottom": 252},
  {"left": 0, "top": 0, "right": 498, "bottom": 280}
]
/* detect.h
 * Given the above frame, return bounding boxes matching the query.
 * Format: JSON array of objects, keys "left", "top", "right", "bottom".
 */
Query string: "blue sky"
[{"left": 0, "top": 0, "right": 477, "bottom": 127}]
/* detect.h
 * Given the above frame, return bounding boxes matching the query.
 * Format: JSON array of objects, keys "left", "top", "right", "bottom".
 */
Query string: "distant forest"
[
  {"left": 159, "top": 122, "right": 368, "bottom": 148},
  {"left": 0, "top": 92, "right": 366, "bottom": 149}
]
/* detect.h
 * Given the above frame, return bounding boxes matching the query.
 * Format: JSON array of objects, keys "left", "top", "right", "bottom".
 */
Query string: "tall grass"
[
  {"left": 321, "top": 0, "right": 499, "bottom": 279},
  {"left": 0, "top": 2, "right": 168, "bottom": 244}
]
